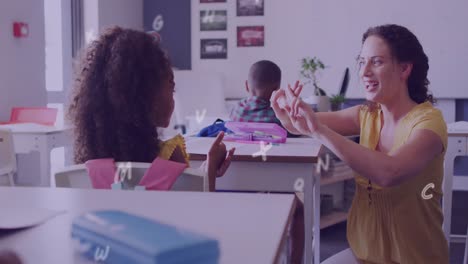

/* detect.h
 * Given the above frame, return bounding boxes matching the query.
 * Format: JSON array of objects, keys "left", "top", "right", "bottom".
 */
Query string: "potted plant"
[
  {"left": 329, "top": 94, "right": 346, "bottom": 111},
  {"left": 300, "top": 57, "right": 330, "bottom": 112}
]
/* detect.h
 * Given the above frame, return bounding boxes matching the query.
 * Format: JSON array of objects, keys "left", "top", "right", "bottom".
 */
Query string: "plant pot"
[
  {"left": 331, "top": 102, "right": 344, "bottom": 111},
  {"left": 303, "top": 95, "right": 330, "bottom": 112}
]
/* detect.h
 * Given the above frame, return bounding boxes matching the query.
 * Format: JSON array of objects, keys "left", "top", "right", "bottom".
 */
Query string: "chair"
[
  {"left": 54, "top": 162, "right": 208, "bottom": 192},
  {"left": 0, "top": 129, "right": 16, "bottom": 186},
  {"left": 0, "top": 107, "right": 58, "bottom": 126}
]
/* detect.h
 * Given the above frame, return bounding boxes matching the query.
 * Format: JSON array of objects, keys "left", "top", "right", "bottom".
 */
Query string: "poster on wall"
[
  {"left": 236, "top": 0, "right": 264, "bottom": 16},
  {"left": 143, "top": 0, "right": 191, "bottom": 69},
  {"left": 237, "top": 26, "right": 264, "bottom": 47},
  {"left": 200, "top": 10, "right": 227, "bottom": 31},
  {"left": 201, "top": 39, "right": 228, "bottom": 59},
  {"left": 200, "top": 0, "right": 226, "bottom": 3}
]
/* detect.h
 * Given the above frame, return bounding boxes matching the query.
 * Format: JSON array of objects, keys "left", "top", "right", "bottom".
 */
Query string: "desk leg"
[
  {"left": 313, "top": 169, "right": 321, "bottom": 264},
  {"left": 304, "top": 172, "right": 313, "bottom": 264},
  {"left": 37, "top": 136, "right": 51, "bottom": 187},
  {"left": 304, "top": 168, "right": 319, "bottom": 264}
]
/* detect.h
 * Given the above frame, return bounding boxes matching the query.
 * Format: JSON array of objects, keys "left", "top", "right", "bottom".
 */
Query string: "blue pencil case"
[{"left": 71, "top": 210, "right": 220, "bottom": 264}]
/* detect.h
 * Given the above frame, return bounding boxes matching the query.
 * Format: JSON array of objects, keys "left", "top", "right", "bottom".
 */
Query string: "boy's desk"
[
  {"left": 185, "top": 137, "right": 325, "bottom": 264},
  {"left": 443, "top": 121, "right": 468, "bottom": 242},
  {"left": 0, "top": 187, "right": 295, "bottom": 264},
  {"left": 0, "top": 123, "right": 72, "bottom": 186}
]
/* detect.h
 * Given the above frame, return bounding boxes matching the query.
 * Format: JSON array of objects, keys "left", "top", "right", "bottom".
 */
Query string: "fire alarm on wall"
[{"left": 13, "top": 22, "right": 29, "bottom": 38}]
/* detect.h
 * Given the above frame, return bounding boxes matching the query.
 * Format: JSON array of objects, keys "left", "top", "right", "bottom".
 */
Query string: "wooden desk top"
[{"left": 186, "top": 137, "right": 324, "bottom": 163}]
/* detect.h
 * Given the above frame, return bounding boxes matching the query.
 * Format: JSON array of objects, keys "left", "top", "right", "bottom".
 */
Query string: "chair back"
[{"left": 55, "top": 162, "right": 208, "bottom": 192}]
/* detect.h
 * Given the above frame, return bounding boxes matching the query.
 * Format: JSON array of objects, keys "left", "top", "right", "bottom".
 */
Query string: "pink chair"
[
  {"left": 84, "top": 158, "right": 188, "bottom": 190},
  {"left": 1, "top": 107, "right": 58, "bottom": 126}
]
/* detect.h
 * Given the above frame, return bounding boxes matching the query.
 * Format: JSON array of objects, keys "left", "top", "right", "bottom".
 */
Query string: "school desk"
[
  {"left": 0, "top": 123, "right": 71, "bottom": 186},
  {"left": 0, "top": 187, "right": 295, "bottom": 264},
  {"left": 185, "top": 136, "right": 326, "bottom": 264}
]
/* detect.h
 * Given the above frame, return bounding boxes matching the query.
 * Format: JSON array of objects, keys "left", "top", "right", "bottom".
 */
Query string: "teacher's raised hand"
[
  {"left": 288, "top": 95, "right": 323, "bottom": 136},
  {"left": 270, "top": 81, "right": 304, "bottom": 135}
]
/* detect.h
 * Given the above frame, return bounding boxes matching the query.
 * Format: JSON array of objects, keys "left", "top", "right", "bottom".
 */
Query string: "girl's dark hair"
[
  {"left": 362, "top": 24, "right": 434, "bottom": 104},
  {"left": 68, "top": 26, "right": 172, "bottom": 164}
]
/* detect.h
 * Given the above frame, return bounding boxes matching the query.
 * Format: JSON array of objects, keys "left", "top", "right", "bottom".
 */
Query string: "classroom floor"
[{"left": 320, "top": 191, "right": 468, "bottom": 263}]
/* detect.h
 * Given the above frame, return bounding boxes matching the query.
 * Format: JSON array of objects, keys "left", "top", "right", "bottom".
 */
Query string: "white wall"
[
  {"left": 308, "top": 0, "right": 468, "bottom": 99},
  {"left": 83, "top": 0, "right": 99, "bottom": 42},
  {"left": 83, "top": 0, "right": 143, "bottom": 46},
  {"left": 98, "top": 0, "right": 143, "bottom": 31},
  {"left": 191, "top": 0, "right": 468, "bottom": 100},
  {"left": 0, "top": 0, "right": 47, "bottom": 121},
  {"left": 191, "top": 0, "right": 319, "bottom": 99}
]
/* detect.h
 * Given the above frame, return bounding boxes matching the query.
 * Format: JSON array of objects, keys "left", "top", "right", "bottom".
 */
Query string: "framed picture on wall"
[
  {"left": 200, "top": 10, "right": 227, "bottom": 31},
  {"left": 200, "top": 0, "right": 226, "bottom": 3},
  {"left": 201, "top": 39, "right": 228, "bottom": 59},
  {"left": 237, "top": 26, "right": 264, "bottom": 47},
  {"left": 236, "top": 0, "right": 264, "bottom": 16}
]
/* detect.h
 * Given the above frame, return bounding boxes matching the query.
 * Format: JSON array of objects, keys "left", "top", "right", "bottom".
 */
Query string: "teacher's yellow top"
[{"left": 347, "top": 102, "right": 449, "bottom": 264}]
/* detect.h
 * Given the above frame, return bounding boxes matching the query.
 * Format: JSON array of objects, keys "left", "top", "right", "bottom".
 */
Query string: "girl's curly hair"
[
  {"left": 362, "top": 24, "right": 435, "bottom": 104},
  {"left": 68, "top": 26, "right": 172, "bottom": 164}
]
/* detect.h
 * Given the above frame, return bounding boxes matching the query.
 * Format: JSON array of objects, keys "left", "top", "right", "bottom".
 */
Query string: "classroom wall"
[
  {"left": 190, "top": 0, "right": 468, "bottom": 101},
  {"left": 83, "top": 0, "right": 99, "bottom": 42},
  {"left": 0, "top": 0, "right": 47, "bottom": 121},
  {"left": 83, "top": 0, "right": 143, "bottom": 48},
  {"left": 98, "top": 0, "right": 143, "bottom": 31},
  {"left": 308, "top": 0, "right": 468, "bottom": 99},
  {"left": 191, "top": 0, "right": 317, "bottom": 99}
]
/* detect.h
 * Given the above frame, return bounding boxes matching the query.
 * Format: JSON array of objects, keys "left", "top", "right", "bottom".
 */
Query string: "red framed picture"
[{"left": 237, "top": 26, "right": 264, "bottom": 47}]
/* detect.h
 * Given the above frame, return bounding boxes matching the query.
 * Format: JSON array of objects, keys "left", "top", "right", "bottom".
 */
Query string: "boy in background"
[
  {"left": 230, "top": 60, "right": 303, "bottom": 263},
  {"left": 230, "top": 60, "right": 282, "bottom": 124}
]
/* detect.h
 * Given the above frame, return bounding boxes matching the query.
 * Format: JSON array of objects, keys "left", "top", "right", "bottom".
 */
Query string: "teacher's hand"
[
  {"left": 288, "top": 96, "right": 323, "bottom": 136},
  {"left": 271, "top": 81, "right": 303, "bottom": 135}
]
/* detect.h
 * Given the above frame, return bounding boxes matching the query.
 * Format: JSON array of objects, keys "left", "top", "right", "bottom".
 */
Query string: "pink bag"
[
  {"left": 139, "top": 159, "right": 187, "bottom": 190},
  {"left": 85, "top": 158, "right": 187, "bottom": 190},
  {"left": 85, "top": 158, "right": 115, "bottom": 189}
]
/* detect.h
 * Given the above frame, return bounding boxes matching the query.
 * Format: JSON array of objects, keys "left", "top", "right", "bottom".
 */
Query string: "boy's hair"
[
  {"left": 68, "top": 26, "right": 172, "bottom": 164},
  {"left": 249, "top": 60, "right": 281, "bottom": 92}
]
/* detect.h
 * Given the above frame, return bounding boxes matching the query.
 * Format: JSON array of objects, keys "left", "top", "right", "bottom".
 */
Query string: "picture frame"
[
  {"left": 237, "top": 26, "right": 264, "bottom": 47},
  {"left": 200, "top": 0, "right": 226, "bottom": 3},
  {"left": 200, "top": 10, "right": 227, "bottom": 31},
  {"left": 236, "top": 0, "right": 264, "bottom": 16},
  {"left": 201, "top": 39, "right": 228, "bottom": 59}
]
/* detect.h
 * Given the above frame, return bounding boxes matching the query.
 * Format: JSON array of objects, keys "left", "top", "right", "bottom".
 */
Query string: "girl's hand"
[{"left": 208, "top": 131, "right": 235, "bottom": 177}]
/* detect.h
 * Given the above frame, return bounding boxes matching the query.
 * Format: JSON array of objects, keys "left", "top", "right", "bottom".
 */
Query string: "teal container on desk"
[{"left": 71, "top": 210, "right": 220, "bottom": 264}]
